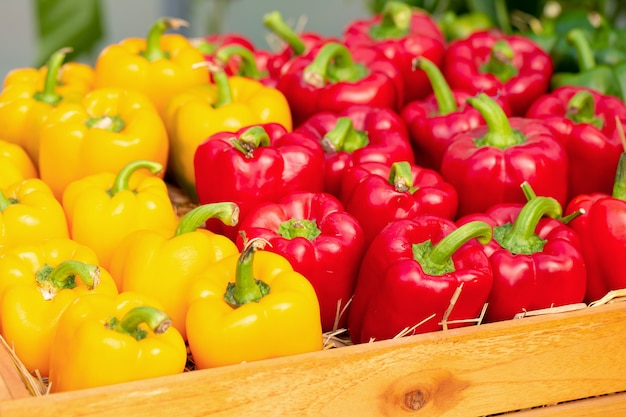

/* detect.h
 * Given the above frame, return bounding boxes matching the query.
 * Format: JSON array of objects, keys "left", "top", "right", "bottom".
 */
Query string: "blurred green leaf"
[{"left": 34, "top": 0, "right": 104, "bottom": 66}]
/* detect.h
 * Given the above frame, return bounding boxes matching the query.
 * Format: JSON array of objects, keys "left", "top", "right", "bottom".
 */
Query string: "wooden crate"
[{"left": 1, "top": 301, "right": 626, "bottom": 416}]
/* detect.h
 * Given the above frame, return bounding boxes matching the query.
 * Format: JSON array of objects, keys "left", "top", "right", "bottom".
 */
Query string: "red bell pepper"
[
  {"left": 341, "top": 161, "right": 458, "bottom": 247},
  {"left": 295, "top": 104, "right": 415, "bottom": 197},
  {"left": 565, "top": 151, "right": 626, "bottom": 302},
  {"left": 440, "top": 93, "right": 568, "bottom": 217},
  {"left": 342, "top": 1, "right": 446, "bottom": 105},
  {"left": 276, "top": 42, "right": 404, "bottom": 127},
  {"left": 235, "top": 191, "right": 366, "bottom": 332},
  {"left": 348, "top": 217, "right": 493, "bottom": 344},
  {"left": 263, "top": 11, "right": 337, "bottom": 82},
  {"left": 526, "top": 86, "right": 626, "bottom": 202},
  {"left": 443, "top": 30, "right": 553, "bottom": 116},
  {"left": 401, "top": 57, "right": 512, "bottom": 170},
  {"left": 458, "top": 186, "right": 587, "bottom": 322},
  {"left": 194, "top": 123, "right": 325, "bottom": 241}
]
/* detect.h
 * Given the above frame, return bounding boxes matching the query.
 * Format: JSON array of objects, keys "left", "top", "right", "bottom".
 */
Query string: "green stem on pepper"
[
  {"left": 413, "top": 221, "right": 492, "bottom": 276},
  {"left": 303, "top": 42, "right": 368, "bottom": 87},
  {"left": 107, "top": 306, "right": 172, "bottom": 341},
  {"left": 467, "top": 92, "right": 525, "bottom": 148},
  {"left": 33, "top": 47, "right": 73, "bottom": 106},
  {"left": 109, "top": 160, "right": 163, "bottom": 197},
  {"left": 278, "top": 219, "right": 321, "bottom": 240},
  {"left": 174, "top": 202, "right": 240, "bottom": 236},
  {"left": 224, "top": 237, "right": 271, "bottom": 307},
  {"left": 320, "top": 117, "right": 369, "bottom": 153},
  {"left": 230, "top": 126, "right": 271, "bottom": 157},
  {"left": 369, "top": 1, "right": 412, "bottom": 39},
  {"left": 142, "top": 17, "right": 188, "bottom": 62},
  {"left": 495, "top": 195, "right": 562, "bottom": 255},
  {"left": 566, "top": 89, "right": 604, "bottom": 129},
  {"left": 413, "top": 57, "right": 458, "bottom": 115},
  {"left": 479, "top": 40, "right": 518, "bottom": 83},
  {"left": 389, "top": 161, "right": 417, "bottom": 193},
  {"left": 566, "top": 28, "right": 596, "bottom": 72},
  {"left": 263, "top": 11, "right": 307, "bottom": 56},
  {"left": 36, "top": 260, "right": 100, "bottom": 300},
  {"left": 215, "top": 45, "right": 265, "bottom": 79}
]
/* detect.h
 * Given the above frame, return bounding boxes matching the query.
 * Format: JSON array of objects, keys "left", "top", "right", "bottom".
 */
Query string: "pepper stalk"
[
  {"left": 467, "top": 92, "right": 524, "bottom": 148},
  {"left": 320, "top": 117, "right": 369, "bottom": 153},
  {"left": 107, "top": 306, "right": 172, "bottom": 341},
  {"left": 303, "top": 42, "right": 368, "bottom": 87},
  {"left": 33, "top": 47, "right": 73, "bottom": 106},
  {"left": 142, "top": 17, "right": 189, "bottom": 62},
  {"left": 36, "top": 260, "right": 100, "bottom": 300},
  {"left": 108, "top": 160, "right": 163, "bottom": 197},
  {"left": 224, "top": 237, "right": 271, "bottom": 307},
  {"left": 413, "top": 221, "right": 492, "bottom": 276}
]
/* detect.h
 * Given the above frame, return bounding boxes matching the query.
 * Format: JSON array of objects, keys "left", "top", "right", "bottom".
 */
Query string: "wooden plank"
[
  {"left": 514, "top": 392, "right": 626, "bottom": 416},
  {"left": 0, "top": 302, "right": 625, "bottom": 416}
]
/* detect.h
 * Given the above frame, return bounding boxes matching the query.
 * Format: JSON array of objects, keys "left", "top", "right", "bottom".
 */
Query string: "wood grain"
[{"left": 1, "top": 302, "right": 626, "bottom": 416}]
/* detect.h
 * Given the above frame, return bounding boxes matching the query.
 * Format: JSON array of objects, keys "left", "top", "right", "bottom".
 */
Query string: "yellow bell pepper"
[
  {"left": 48, "top": 291, "right": 187, "bottom": 393},
  {"left": 0, "top": 47, "right": 94, "bottom": 164},
  {"left": 0, "top": 237, "right": 119, "bottom": 376},
  {"left": 38, "top": 86, "right": 169, "bottom": 200},
  {"left": 0, "top": 140, "right": 38, "bottom": 189},
  {"left": 163, "top": 68, "right": 293, "bottom": 201},
  {"left": 186, "top": 238, "right": 322, "bottom": 369},
  {"left": 62, "top": 160, "right": 179, "bottom": 273},
  {"left": 93, "top": 17, "right": 208, "bottom": 116},
  {"left": 0, "top": 178, "right": 69, "bottom": 254},
  {"left": 109, "top": 202, "right": 239, "bottom": 340}
]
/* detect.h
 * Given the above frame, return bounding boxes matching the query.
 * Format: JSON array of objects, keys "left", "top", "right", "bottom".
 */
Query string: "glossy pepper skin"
[
  {"left": 0, "top": 238, "right": 119, "bottom": 376},
  {"left": 62, "top": 161, "right": 179, "bottom": 272},
  {"left": 526, "top": 86, "right": 626, "bottom": 202},
  {"left": 235, "top": 191, "right": 365, "bottom": 332},
  {"left": 276, "top": 41, "right": 404, "bottom": 127},
  {"left": 263, "top": 11, "right": 338, "bottom": 83},
  {"left": 109, "top": 203, "right": 240, "bottom": 340},
  {"left": 0, "top": 179, "right": 69, "bottom": 254},
  {"left": 348, "top": 217, "right": 493, "bottom": 344},
  {"left": 38, "top": 87, "right": 169, "bottom": 200},
  {"left": 0, "top": 48, "right": 94, "bottom": 164},
  {"left": 550, "top": 29, "right": 626, "bottom": 102},
  {"left": 0, "top": 140, "right": 37, "bottom": 189},
  {"left": 342, "top": 1, "right": 446, "bottom": 105},
  {"left": 194, "top": 124, "right": 325, "bottom": 241},
  {"left": 458, "top": 188, "right": 587, "bottom": 322},
  {"left": 565, "top": 153, "right": 626, "bottom": 303},
  {"left": 443, "top": 30, "right": 553, "bottom": 116},
  {"left": 401, "top": 57, "right": 511, "bottom": 170},
  {"left": 164, "top": 68, "right": 293, "bottom": 201},
  {"left": 48, "top": 292, "right": 187, "bottom": 393},
  {"left": 440, "top": 93, "right": 568, "bottom": 218},
  {"left": 342, "top": 161, "right": 458, "bottom": 247},
  {"left": 93, "top": 17, "right": 208, "bottom": 116},
  {"left": 295, "top": 104, "right": 415, "bottom": 197},
  {"left": 186, "top": 239, "right": 323, "bottom": 369}
]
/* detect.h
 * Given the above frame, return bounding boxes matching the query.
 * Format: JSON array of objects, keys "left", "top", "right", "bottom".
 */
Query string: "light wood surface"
[{"left": 1, "top": 302, "right": 625, "bottom": 416}]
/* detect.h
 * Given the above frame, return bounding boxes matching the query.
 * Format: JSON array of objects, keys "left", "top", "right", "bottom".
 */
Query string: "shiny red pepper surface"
[
  {"left": 341, "top": 161, "right": 458, "bottom": 247},
  {"left": 526, "top": 86, "right": 626, "bottom": 202},
  {"left": 295, "top": 104, "right": 415, "bottom": 198},
  {"left": 458, "top": 191, "right": 587, "bottom": 322},
  {"left": 402, "top": 57, "right": 512, "bottom": 170},
  {"left": 565, "top": 152, "right": 626, "bottom": 302},
  {"left": 276, "top": 42, "right": 404, "bottom": 127},
  {"left": 235, "top": 191, "right": 366, "bottom": 332},
  {"left": 440, "top": 93, "right": 568, "bottom": 218},
  {"left": 443, "top": 30, "right": 553, "bottom": 116},
  {"left": 342, "top": 1, "right": 446, "bottom": 105},
  {"left": 194, "top": 123, "right": 325, "bottom": 241},
  {"left": 348, "top": 216, "right": 493, "bottom": 344}
]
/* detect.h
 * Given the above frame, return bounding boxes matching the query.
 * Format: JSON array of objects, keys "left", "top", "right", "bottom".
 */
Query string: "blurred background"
[{"left": 1, "top": 0, "right": 624, "bottom": 82}]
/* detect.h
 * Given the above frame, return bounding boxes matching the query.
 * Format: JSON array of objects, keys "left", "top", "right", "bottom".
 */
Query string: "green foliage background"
[{"left": 33, "top": 0, "right": 625, "bottom": 67}]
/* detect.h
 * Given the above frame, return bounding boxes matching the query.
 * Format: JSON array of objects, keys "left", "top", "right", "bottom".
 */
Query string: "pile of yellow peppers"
[{"left": 0, "top": 16, "right": 321, "bottom": 393}]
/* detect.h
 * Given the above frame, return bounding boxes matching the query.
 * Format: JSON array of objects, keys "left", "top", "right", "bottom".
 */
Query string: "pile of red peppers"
[{"left": 189, "top": 1, "right": 626, "bottom": 343}]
